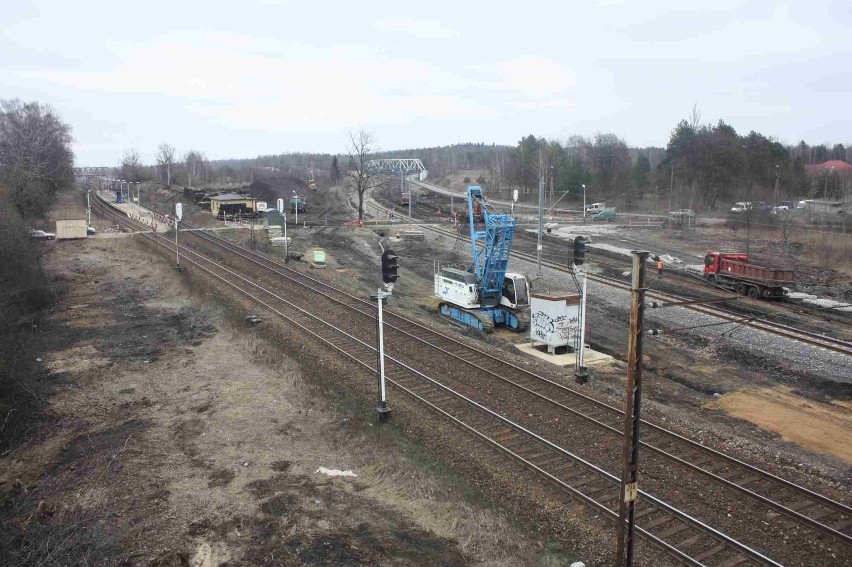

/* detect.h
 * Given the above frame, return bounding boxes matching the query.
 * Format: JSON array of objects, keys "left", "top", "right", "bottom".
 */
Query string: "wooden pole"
[{"left": 615, "top": 250, "right": 649, "bottom": 566}]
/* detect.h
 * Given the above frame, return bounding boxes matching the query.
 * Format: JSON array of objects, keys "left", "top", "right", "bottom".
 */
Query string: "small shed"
[
  {"left": 55, "top": 219, "right": 88, "bottom": 240},
  {"left": 209, "top": 193, "right": 258, "bottom": 216}
]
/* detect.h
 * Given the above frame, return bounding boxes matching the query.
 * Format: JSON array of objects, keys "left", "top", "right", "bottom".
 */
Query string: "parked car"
[
  {"left": 770, "top": 205, "right": 789, "bottom": 215},
  {"left": 669, "top": 209, "right": 695, "bottom": 218},
  {"left": 87, "top": 226, "right": 97, "bottom": 234},
  {"left": 585, "top": 202, "right": 605, "bottom": 213},
  {"left": 591, "top": 208, "right": 617, "bottom": 222},
  {"left": 29, "top": 228, "right": 56, "bottom": 240},
  {"left": 731, "top": 202, "right": 752, "bottom": 214}
]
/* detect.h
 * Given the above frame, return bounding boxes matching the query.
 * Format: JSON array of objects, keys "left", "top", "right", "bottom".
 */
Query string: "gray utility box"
[{"left": 530, "top": 292, "right": 580, "bottom": 353}]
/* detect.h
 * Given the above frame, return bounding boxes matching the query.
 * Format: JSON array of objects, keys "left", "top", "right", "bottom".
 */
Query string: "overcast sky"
[{"left": 2, "top": 0, "right": 850, "bottom": 166}]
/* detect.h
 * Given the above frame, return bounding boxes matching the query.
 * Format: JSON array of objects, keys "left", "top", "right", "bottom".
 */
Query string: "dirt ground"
[
  {"left": 707, "top": 386, "right": 852, "bottom": 464},
  {"left": 0, "top": 221, "right": 591, "bottom": 566}
]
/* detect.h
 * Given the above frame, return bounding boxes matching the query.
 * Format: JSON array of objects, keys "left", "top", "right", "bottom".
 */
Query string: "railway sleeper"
[
  {"left": 715, "top": 555, "right": 750, "bottom": 567},
  {"left": 634, "top": 505, "right": 657, "bottom": 520},
  {"left": 657, "top": 522, "right": 690, "bottom": 539},
  {"left": 532, "top": 455, "right": 566, "bottom": 468},
  {"left": 643, "top": 514, "right": 677, "bottom": 531},
  {"left": 581, "top": 483, "right": 613, "bottom": 499},
  {"left": 570, "top": 475, "right": 601, "bottom": 489},
  {"left": 524, "top": 450, "right": 558, "bottom": 463},
  {"left": 803, "top": 507, "right": 833, "bottom": 521},
  {"left": 692, "top": 542, "right": 728, "bottom": 562},
  {"left": 787, "top": 497, "right": 817, "bottom": 512},
  {"left": 673, "top": 532, "right": 706, "bottom": 550}
]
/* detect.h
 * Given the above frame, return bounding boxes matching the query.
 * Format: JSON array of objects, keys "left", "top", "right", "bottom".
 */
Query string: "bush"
[{"left": 0, "top": 184, "right": 58, "bottom": 451}]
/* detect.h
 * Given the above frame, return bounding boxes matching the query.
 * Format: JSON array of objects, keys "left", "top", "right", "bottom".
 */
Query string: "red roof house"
[{"left": 805, "top": 160, "right": 852, "bottom": 175}]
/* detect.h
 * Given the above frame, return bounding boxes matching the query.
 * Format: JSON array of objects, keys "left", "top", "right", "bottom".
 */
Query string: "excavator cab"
[{"left": 501, "top": 273, "right": 529, "bottom": 309}]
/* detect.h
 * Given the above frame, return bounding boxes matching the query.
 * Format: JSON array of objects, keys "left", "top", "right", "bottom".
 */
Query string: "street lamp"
[{"left": 582, "top": 184, "right": 587, "bottom": 221}]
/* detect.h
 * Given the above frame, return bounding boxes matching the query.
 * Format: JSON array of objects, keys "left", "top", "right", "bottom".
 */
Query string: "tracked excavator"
[{"left": 434, "top": 185, "right": 530, "bottom": 333}]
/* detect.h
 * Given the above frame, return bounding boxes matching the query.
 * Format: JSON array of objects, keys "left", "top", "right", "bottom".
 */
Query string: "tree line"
[
  {"left": 126, "top": 114, "right": 849, "bottom": 213},
  {"left": 0, "top": 99, "right": 75, "bottom": 451}
]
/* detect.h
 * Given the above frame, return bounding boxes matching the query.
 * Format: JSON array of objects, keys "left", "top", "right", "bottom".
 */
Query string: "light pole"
[
  {"left": 550, "top": 165, "right": 554, "bottom": 209},
  {"left": 582, "top": 184, "right": 587, "bottom": 222},
  {"left": 774, "top": 164, "right": 779, "bottom": 206},
  {"left": 292, "top": 191, "right": 299, "bottom": 225}
]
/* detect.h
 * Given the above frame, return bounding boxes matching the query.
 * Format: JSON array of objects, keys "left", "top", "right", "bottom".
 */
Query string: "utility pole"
[
  {"left": 407, "top": 174, "right": 412, "bottom": 219},
  {"left": 550, "top": 165, "right": 554, "bottom": 209},
  {"left": 774, "top": 164, "right": 780, "bottom": 206},
  {"left": 616, "top": 250, "right": 649, "bottom": 567},
  {"left": 537, "top": 156, "right": 544, "bottom": 275},
  {"left": 174, "top": 203, "right": 183, "bottom": 269}
]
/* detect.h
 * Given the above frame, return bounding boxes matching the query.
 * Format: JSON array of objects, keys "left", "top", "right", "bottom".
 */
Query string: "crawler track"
[{"left": 90, "top": 190, "right": 851, "bottom": 565}]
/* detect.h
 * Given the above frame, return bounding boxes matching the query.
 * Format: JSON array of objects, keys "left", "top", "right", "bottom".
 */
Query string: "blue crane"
[{"left": 434, "top": 186, "right": 530, "bottom": 332}]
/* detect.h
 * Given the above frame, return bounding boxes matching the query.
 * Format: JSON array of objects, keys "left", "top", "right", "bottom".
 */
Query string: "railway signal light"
[
  {"left": 573, "top": 236, "right": 587, "bottom": 266},
  {"left": 382, "top": 250, "right": 399, "bottom": 284}
]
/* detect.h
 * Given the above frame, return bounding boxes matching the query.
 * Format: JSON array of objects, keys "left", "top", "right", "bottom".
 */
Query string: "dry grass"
[
  {"left": 787, "top": 229, "right": 852, "bottom": 277},
  {"left": 360, "top": 453, "right": 526, "bottom": 565}
]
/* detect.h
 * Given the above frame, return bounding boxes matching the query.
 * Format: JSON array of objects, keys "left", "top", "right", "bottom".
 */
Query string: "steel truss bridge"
[
  {"left": 366, "top": 159, "right": 426, "bottom": 174},
  {"left": 74, "top": 167, "right": 114, "bottom": 177}
]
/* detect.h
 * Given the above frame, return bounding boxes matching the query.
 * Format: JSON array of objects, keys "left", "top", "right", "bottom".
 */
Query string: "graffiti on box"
[{"left": 531, "top": 310, "right": 580, "bottom": 343}]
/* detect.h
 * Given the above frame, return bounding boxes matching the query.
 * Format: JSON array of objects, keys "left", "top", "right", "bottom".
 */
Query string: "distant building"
[
  {"left": 803, "top": 199, "right": 845, "bottom": 215},
  {"left": 209, "top": 192, "right": 257, "bottom": 216},
  {"left": 805, "top": 159, "right": 852, "bottom": 176}
]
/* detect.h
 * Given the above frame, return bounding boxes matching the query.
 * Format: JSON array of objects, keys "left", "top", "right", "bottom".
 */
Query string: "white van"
[
  {"left": 585, "top": 202, "right": 605, "bottom": 213},
  {"left": 731, "top": 202, "right": 752, "bottom": 214}
]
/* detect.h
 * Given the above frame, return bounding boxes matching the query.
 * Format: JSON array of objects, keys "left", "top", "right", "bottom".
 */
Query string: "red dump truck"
[{"left": 703, "top": 252, "right": 794, "bottom": 298}]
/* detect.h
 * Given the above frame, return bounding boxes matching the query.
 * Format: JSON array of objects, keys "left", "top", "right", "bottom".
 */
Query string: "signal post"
[{"left": 374, "top": 249, "right": 399, "bottom": 421}]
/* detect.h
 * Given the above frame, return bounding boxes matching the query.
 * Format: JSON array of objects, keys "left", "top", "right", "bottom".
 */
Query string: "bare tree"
[
  {"left": 0, "top": 99, "right": 74, "bottom": 216},
  {"left": 157, "top": 143, "right": 176, "bottom": 186},
  {"left": 345, "top": 129, "right": 382, "bottom": 220},
  {"left": 120, "top": 148, "right": 143, "bottom": 181},
  {"left": 183, "top": 150, "right": 206, "bottom": 188},
  {"left": 589, "top": 133, "right": 630, "bottom": 195}
]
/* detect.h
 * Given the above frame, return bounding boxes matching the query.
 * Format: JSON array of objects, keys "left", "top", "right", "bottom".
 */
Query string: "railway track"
[
  {"left": 90, "top": 191, "right": 851, "bottom": 565},
  {"left": 579, "top": 253, "right": 852, "bottom": 335},
  {"left": 90, "top": 192, "right": 790, "bottom": 566},
  {"left": 176, "top": 215, "right": 852, "bottom": 546},
  {"left": 418, "top": 221, "right": 852, "bottom": 356}
]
